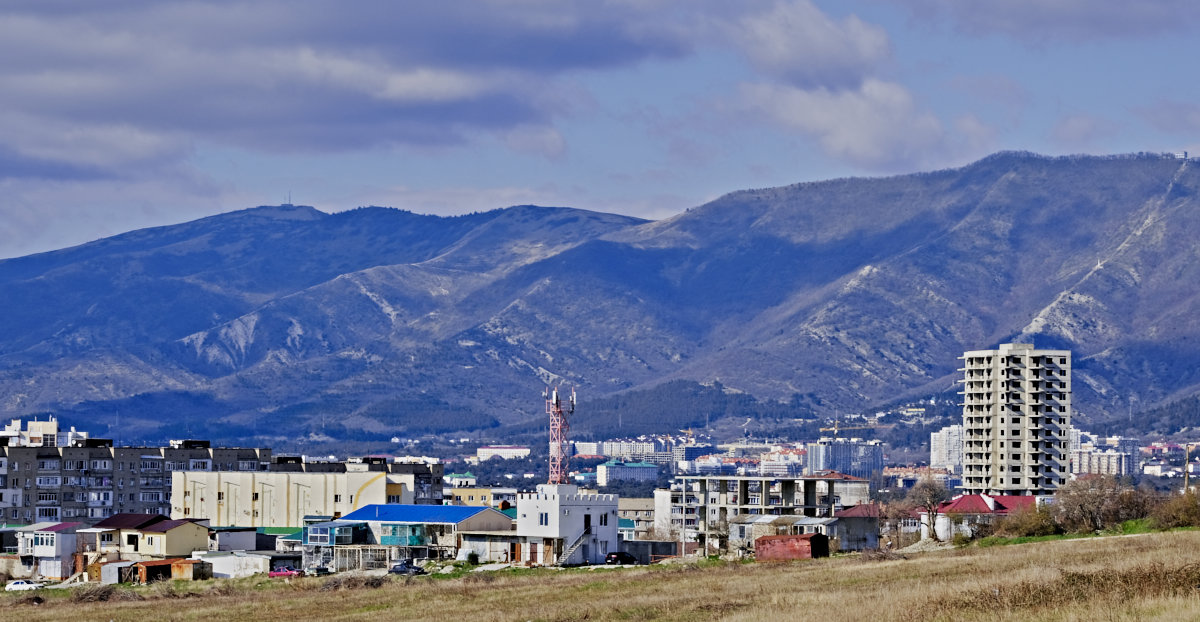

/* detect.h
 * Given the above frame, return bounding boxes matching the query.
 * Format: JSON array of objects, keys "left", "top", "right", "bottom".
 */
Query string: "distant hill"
[{"left": 4, "top": 152, "right": 1200, "bottom": 444}]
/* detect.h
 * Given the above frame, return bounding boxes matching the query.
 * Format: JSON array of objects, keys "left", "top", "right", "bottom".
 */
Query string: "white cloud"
[
  {"left": 741, "top": 79, "right": 947, "bottom": 170},
  {"left": 732, "top": 1, "right": 890, "bottom": 88}
]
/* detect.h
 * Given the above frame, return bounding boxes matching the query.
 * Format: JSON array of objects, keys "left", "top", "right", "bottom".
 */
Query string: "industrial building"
[{"left": 171, "top": 457, "right": 443, "bottom": 528}]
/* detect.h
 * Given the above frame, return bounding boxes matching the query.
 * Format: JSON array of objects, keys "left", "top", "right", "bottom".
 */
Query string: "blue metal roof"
[{"left": 341, "top": 504, "right": 494, "bottom": 525}]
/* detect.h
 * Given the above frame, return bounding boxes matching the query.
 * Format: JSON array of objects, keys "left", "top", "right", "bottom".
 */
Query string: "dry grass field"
[{"left": 7, "top": 531, "right": 1200, "bottom": 621}]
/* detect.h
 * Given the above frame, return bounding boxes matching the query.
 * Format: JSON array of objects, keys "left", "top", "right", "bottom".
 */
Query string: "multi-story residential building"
[
  {"left": 172, "top": 456, "right": 443, "bottom": 528},
  {"left": 0, "top": 439, "right": 269, "bottom": 525},
  {"left": 805, "top": 438, "right": 884, "bottom": 479},
  {"left": 476, "top": 445, "right": 531, "bottom": 461},
  {"left": 961, "top": 342, "right": 1071, "bottom": 496},
  {"left": 596, "top": 460, "right": 659, "bottom": 486},
  {"left": 667, "top": 472, "right": 871, "bottom": 554},
  {"left": 0, "top": 416, "right": 88, "bottom": 448},
  {"left": 1070, "top": 449, "right": 1133, "bottom": 477},
  {"left": 617, "top": 497, "right": 655, "bottom": 541},
  {"left": 930, "top": 425, "right": 964, "bottom": 474}
]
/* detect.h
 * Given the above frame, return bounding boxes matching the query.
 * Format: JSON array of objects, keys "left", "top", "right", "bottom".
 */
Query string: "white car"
[{"left": 4, "top": 580, "right": 45, "bottom": 591}]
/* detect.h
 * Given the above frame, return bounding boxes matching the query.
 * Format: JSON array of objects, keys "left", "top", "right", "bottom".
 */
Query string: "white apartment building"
[
  {"left": 930, "top": 425, "right": 964, "bottom": 474},
  {"left": 961, "top": 343, "right": 1071, "bottom": 496},
  {"left": 1070, "top": 449, "right": 1132, "bottom": 477},
  {"left": 476, "top": 445, "right": 531, "bottom": 461}
]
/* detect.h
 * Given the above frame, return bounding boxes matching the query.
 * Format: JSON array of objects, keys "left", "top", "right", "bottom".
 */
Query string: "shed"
[
  {"left": 172, "top": 559, "right": 213, "bottom": 581},
  {"left": 134, "top": 558, "right": 184, "bottom": 584},
  {"left": 755, "top": 533, "right": 829, "bottom": 561},
  {"left": 99, "top": 560, "right": 137, "bottom": 585}
]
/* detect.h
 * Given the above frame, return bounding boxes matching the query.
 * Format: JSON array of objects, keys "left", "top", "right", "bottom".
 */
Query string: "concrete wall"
[{"left": 620, "top": 540, "right": 678, "bottom": 564}]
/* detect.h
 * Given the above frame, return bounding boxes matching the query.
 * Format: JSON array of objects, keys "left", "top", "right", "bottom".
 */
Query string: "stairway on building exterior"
[{"left": 556, "top": 527, "right": 591, "bottom": 566}]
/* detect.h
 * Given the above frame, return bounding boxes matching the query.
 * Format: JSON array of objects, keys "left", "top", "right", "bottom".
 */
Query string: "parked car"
[
  {"left": 5, "top": 580, "right": 45, "bottom": 591},
  {"left": 268, "top": 566, "right": 301, "bottom": 578},
  {"left": 387, "top": 560, "right": 427, "bottom": 576},
  {"left": 304, "top": 566, "right": 332, "bottom": 577},
  {"left": 605, "top": 551, "right": 638, "bottom": 565}
]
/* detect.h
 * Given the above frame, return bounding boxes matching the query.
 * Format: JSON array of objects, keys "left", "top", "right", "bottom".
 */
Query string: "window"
[
  {"left": 599, "top": 513, "right": 608, "bottom": 526},
  {"left": 36, "top": 476, "right": 61, "bottom": 486},
  {"left": 334, "top": 495, "right": 342, "bottom": 503},
  {"left": 309, "top": 527, "right": 329, "bottom": 545},
  {"left": 217, "top": 492, "right": 225, "bottom": 501},
  {"left": 239, "top": 460, "right": 258, "bottom": 471},
  {"left": 100, "top": 533, "right": 113, "bottom": 544},
  {"left": 139, "top": 492, "right": 163, "bottom": 502},
  {"left": 37, "top": 491, "right": 57, "bottom": 502},
  {"left": 538, "top": 512, "right": 549, "bottom": 526},
  {"left": 252, "top": 492, "right": 259, "bottom": 501}
]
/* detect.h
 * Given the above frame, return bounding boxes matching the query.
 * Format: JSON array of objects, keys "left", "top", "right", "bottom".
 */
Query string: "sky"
[{"left": 4, "top": 0, "right": 1200, "bottom": 258}]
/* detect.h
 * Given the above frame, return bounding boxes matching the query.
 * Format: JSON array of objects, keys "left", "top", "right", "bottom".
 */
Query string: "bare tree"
[
  {"left": 1053, "top": 475, "right": 1150, "bottom": 533},
  {"left": 907, "top": 476, "right": 951, "bottom": 541}
]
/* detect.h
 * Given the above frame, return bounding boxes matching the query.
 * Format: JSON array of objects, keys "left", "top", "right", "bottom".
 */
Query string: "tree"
[
  {"left": 1052, "top": 475, "right": 1152, "bottom": 533},
  {"left": 907, "top": 476, "right": 951, "bottom": 541}
]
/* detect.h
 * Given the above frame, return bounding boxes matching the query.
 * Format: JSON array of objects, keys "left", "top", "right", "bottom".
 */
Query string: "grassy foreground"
[{"left": 7, "top": 531, "right": 1200, "bottom": 621}]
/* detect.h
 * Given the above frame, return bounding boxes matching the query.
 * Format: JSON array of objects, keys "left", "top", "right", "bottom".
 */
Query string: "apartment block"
[
  {"left": 0, "top": 439, "right": 269, "bottom": 525},
  {"left": 668, "top": 472, "right": 871, "bottom": 553},
  {"left": 805, "top": 438, "right": 884, "bottom": 479},
  {"left": 1070, "top": 449, "right": 1133, "bottom": 477},
  {"left": 961, "top": 343, "right": 1071, "bottom": 496},
  {"left": 930, "top": 425, "right": 964, "bottom": 474}
]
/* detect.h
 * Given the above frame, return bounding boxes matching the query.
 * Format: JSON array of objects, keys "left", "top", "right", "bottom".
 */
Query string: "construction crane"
[{"left": 546, "top": 386, "right": 575, "bottom": 485}]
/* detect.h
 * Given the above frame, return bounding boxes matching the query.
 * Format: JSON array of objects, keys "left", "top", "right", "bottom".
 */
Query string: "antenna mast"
[{"left": 546, "top": 386, "right": 575, "bottom": 484}]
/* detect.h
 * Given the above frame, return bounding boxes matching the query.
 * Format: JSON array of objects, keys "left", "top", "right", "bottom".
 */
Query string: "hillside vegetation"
[{"left": 6, "top": 531, "right": 1200, "bottom": 621}]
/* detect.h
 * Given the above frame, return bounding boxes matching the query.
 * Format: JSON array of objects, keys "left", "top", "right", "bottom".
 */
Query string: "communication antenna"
[{"left": 546, "top": 386, "right": 576, "bottom": 485}]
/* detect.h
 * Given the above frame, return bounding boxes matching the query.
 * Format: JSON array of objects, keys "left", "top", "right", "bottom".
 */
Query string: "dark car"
[
  {"left": 388, "top": 560, "right": 427, "bottom": 576},
  {"left": 605, "top": 551, "right": 638, "bottom": 565},
  {"left": 304, "top": 566, "right": 332, "bottom": 577}
]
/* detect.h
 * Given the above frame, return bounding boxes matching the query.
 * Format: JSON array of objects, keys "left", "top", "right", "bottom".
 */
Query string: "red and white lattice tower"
[{"left": 546, "top": 386, "right": 575, "bottom": 484}]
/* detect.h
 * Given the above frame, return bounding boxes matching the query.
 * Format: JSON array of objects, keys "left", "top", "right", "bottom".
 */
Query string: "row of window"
[{"left": 7, "top": 458, "right": 262, "bottom": 472}]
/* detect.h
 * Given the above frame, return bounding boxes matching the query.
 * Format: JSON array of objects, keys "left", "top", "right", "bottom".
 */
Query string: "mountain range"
[{"left": 3, "top": 151, "right": 1200, "bottom": 444}]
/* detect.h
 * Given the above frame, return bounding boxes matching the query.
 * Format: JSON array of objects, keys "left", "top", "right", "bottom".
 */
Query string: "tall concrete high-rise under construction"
[{"left": 961, "top": 343, "right": 1071, "bottom": 496}]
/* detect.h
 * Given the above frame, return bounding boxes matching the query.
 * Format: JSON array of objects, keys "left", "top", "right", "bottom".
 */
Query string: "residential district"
[{"left": 0, "top": 343, "right": 1193, "bottom": 587}]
